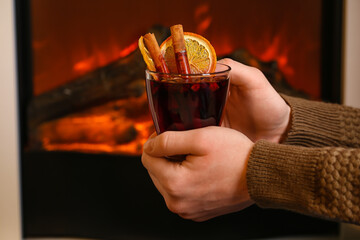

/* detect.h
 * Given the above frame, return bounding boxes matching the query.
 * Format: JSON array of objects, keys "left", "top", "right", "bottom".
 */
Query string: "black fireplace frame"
[
  {"left": 15, "top": 0, "right": 343, "bottom": 239},
  {"left": 321, "top": 0, "right": 343, "bottom": 104}
]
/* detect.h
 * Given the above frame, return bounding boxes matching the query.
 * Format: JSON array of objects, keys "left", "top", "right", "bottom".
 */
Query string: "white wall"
[
  {"left": 0, "top": 0, "right": 22, "bottom": 239},
  {"left": 340, "top": 0, "right": 360, "bottom": 239},
  {"left": 342, "top": 0, "right": 360, "bottom": 107}
]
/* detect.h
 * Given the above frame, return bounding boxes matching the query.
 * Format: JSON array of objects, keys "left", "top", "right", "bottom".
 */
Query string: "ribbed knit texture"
[
  {"left": 248, "top": 141, "right": 318, "bottom": 213},
  {"left": 282, "top": 95, "right": 360, "bottom": 148},
  {"left": 247, "top": 95, "right": 360, "bottom": 225}
]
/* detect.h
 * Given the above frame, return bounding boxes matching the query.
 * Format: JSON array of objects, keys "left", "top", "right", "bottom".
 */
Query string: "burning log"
[
  {"left": 28, "top": 25, "right": 170, "bottom": 128},
  {"left": 28, "top": 52, "right": 145, "bottom": 129},
  {"left": 29, "top": 93, "right": 155, "bottom": 155},
  {"left": 28, "top": 24, "right": 308, "bottom": 156},
  {"left": 222, "top": 49, "right": 309, "bottom": 99}
]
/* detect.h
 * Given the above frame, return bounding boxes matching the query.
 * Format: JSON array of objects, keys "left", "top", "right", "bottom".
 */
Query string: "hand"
[
  {"left": 219, "top": 58, "right": 290, "bottom": 143},
  {"left": 141, "top": 126, "right": 255, "bottom": 222}
]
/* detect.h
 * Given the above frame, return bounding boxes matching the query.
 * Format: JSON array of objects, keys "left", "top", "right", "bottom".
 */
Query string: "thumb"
[{"left": 143, "top": 129, "right": 209, "bottom": 157}]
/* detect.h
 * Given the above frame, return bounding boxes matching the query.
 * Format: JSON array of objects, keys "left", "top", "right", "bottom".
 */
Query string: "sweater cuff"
[
  {"left": 247, "top": 140, "right": 318, "bottom": 213},
  {"left": 281, "top": 95, "right": 342, "bottom": 147}
]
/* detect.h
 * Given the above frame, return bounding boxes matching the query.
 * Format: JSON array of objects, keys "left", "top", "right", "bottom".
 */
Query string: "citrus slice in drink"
[
  {"left": 160, "top": 32, "right": 217, "bottom": 74},
  {"left": 138, "top": 36, "right": 156, "bottom": 72}
]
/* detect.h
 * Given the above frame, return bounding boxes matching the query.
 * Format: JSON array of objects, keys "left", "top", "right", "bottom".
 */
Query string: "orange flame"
[
  {"left": 38, "top": 93, "right": 154, "bottom": 156},
  {"left": 118, "top": 41, "right": 138, "bottom": 58},
  {"left": 245, "top": 30, "right": 295, "bottom": 78},
  {"left": 73, "top": 56, "right": 96, "bottom": 74},
  {"left": 42, "top": 120, "right": 153, "bottom": 155},
  {"left": 194, "top": 3, "right": 212, "bottom": 35},
  {"left": 258, "top": 36, "right": 294, "bottom": 77},
  {"left": 73, "top": 40, "right": 138, "bottom": 75}
]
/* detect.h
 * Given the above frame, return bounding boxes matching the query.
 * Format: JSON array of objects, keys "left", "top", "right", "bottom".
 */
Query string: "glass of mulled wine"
[{"left": 145, "top": 63, "right": 231, "bottom": 135}]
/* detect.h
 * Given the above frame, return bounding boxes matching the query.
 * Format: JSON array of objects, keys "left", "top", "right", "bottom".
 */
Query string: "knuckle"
[
  {"left": 166, "top": 199, "right": 184, "bottom": 214},
  {"left": 195, "top": 129, "right": 207, "bottom": 141},
  {"left": 193, "top": 128, "right": 215, "bottom": 150},
  {"left": 157, "top": 132, "right": 173, "bottom": 151},
  {"left": 140, "top": 153, "right": 148, "bottom": 168},
  {"left": 250, "top": 66, "right": 265, "bottom": 78},
  {"left": 164, "top": 177, "right": 184, "bottom": 197},
  {"left": 178, "top": 212, "right": 193, "bottom": 220},
  {"left": 219, "top": 58, "right": 235, "bottom": 66}
]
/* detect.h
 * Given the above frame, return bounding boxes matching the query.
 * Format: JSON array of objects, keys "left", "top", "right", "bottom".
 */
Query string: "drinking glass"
[{"left": 145, "top": 63, "right": 231, "bottom": 135}]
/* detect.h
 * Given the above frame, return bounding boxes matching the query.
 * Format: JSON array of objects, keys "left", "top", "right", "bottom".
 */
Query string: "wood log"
[
  {"left": 221, "top": 49, "right": 309, "bottom": 99},
  {"left": 28, "top": 53, "right": 143, "bottom": 129},
  {"left": 28, "top": 25, "right": 170, "bottom": 128},
  {"left": 28, "top": 93, "right": 155, "bottom": 155}
]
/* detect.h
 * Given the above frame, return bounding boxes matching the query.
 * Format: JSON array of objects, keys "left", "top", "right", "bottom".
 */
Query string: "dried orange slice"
[
  {"left": 138, "top": 36, "right": 156, "bottom": 72},
  {"left": 160, "top": 32, "right": 217, "bottom": 74}
]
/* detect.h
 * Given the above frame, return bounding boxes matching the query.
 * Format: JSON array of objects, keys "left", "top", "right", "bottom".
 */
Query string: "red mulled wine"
[{"left": 146, "top": 76, "right": 229, "bottom": 134}]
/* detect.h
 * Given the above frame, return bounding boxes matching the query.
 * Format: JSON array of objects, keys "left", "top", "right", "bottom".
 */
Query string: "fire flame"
[
  {"left": 194, "top": 3, "right": 212, "bottom": 35},
  {"left": 31, "top": 0, "right": 321, "bottom": 156},
  {"left": 118, "top": 41, "right": 138, "bottom": 58},
  {"left": 42, "top": 120, "right": 153, "bottom": 155},
  {"left": 37, "top": 93, "right": 154, "bottom": 155},
  {"left": 254, "top": 35, "right": 294, "bottom": 77},
  {"left": 73, "top": 40, "right": 138, "bottom": 75},
  {"left": 73, "top": 56, "right": 97, "bottom": 73}
]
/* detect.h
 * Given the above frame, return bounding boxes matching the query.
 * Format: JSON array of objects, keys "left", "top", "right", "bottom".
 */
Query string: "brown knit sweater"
[{"left": 247, "top": 95, "right": 360, "bottom": 225}]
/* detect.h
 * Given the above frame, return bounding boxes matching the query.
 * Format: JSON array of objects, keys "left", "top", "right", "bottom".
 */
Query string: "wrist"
[
  {"left": 242, "top": 141, "right": 256, "bottom": 205},
  {"left": 262, "top": 103, "right": 291, "bottom": 144},
  {"left": 277, "top": 104, "right": 291, "bottom": 143}
]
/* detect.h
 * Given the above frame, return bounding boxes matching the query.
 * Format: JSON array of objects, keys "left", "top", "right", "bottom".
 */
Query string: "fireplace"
[
  {"left": 24, "top": 0, "right": 343, "bottom": 156},
  {"left": 16, "top": 0, "right": 342, "bottom": 239}
]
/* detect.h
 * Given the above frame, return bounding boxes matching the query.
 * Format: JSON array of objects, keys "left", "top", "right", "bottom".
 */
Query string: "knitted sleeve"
[
  {"left": 247, "top": 96, "right": 360, "bottom": 224},
  {"left": 281, "top": 95, "right": 360, "bottom": 148},
  {"left": 247, "top": 141, "right": 360, "bottom": 225}
]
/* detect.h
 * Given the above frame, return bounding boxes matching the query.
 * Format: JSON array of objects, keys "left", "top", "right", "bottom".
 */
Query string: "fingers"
[
  {"left": 141, "top": 151, "right": 180, "bottom": 182},
  {"left": 179, "top": 199, "right": 255, "bottom": 222},
  {"left": 218, "top": 58, "right": 268, "bottom": 88},
  {"left": 141, "top": 128, "right": 210, "bottom": 181},
  {"left": 147, "top": 171, "right": 170, "bottom": 200},
  {"left": 143, "top": 128, "right": 210, "bottom": 158}
]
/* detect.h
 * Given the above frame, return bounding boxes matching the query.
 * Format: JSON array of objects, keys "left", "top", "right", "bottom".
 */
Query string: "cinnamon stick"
[
  {"left": 170, "top": 24, "right": 191, "bottom": 74},
  {"left": 143, "top": 33, "right": 169, "bottom": 73}
]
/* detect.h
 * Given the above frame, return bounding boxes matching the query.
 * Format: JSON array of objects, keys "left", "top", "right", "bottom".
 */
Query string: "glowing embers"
[
  {"left": 73, "top": 40, "right": 138, "bottom": 75},
  {"left": 33, "top": 93, "right": 154, "bottom": 155},
  {"left": 194, "top": 3, "right": 212, "bottom": 35}
]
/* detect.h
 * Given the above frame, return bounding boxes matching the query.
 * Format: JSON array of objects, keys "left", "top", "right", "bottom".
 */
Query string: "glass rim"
[{"left": 145, "top": 62, "right": 231, "bottom": 77}]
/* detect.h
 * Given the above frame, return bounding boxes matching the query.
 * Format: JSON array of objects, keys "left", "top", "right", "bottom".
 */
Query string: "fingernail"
[{"left": 143, "top": 138, "right": 154, "bottom": 153}]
